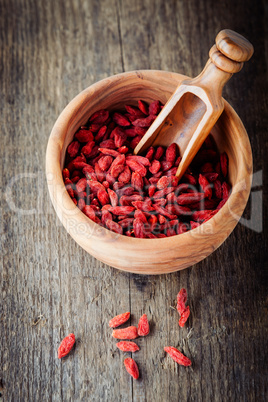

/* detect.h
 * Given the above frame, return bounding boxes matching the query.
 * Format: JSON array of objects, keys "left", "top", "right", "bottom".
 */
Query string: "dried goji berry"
[
  {"left": 95, "top": 125, "right": 107, "bottom": 142},
  {"left": 149, "top": 160, "right": 161, "bottom": 174},
  {"left": 176, "top": 288, "right": 187, "bottom": 315},
  {"left": 145, "top": 146, "right": 155, "bottom": 161},
  {"left": 217, "top": 198, "right": 228, "bottom": 209},
  {"left": 125, "top": 127, "right": 137, "bottom": 137},
  {"left": 113, "top": 112, "right": 131, "bottom": 126},
  {"left": 131, "top": 135, "right": 143, "bottom": 149},
  {"left": 99, "top": 147, "right": 120, "bottom": 157},
  {"left": 97, "top": 190, "right": 110, "bottom": 206},
  {"left": 83, "top": 205, "right": 100, "bottom": 223},
  {"left": 177, "top": 193, "right": 205, "bottom": 205},
  {"left": 138, "top": 100, "right": 149, "bottom": 115},
  {"left": 117, "top": 145, "right": 129, "bottom": 154},
  {"left": 109, "top": 206, "right": 135, "bottom": 216},
  {"left": 98, "top": 155, "right": 113, "bottom": 171},
  {"left": 222, "top": 182, "right": 230, "bottom": 199},
  {"left": 112, "top": 326, "right": 138, "bottom": 340},
  {"left": 161, "top": 160, "right": 173, "bottom": 172},
  {"left": 75, "top": 129, "right": 94, "bottom": 143},
  {"left": 198, "top": 174, "right": 213, "bottom": 199},
  {"left": 81, "top": 141, "right": 95, "bottom": 157},
  {"left": 214, "top": 179, "right": 222, "bottom": 199},
  {"left": 63, "top": 168, "right": 70, "bottom": 180},
  {"left": 137, "top": 314, "right": 150, "bottom": 336},
  {"left": 203, "top": 172, "right": 219, "bottom": 182},
  {"left": 105, "top": 219, "right": 123, "bottom": 234},
  {"left": 118, "top": 165, "right": 131, "bottom": 184},
  {"left": 183, "top": 173, "right": 197, "bottom": 185},
  {"left": 113, "top": 127, "right": 128, "bottom": 147},
  {"left": 67, "top": 141, "right": 80, "bottom": 158},
  {"left": 101, "top": 209, "right": 113, "bottom": 225},
  {"left": 125, "top": 104, "right": 145, "bottom": 118},
  {"left": 165, "top": 143, "right": 177, "bottom": 164},
  {"left": 133, "top": 218, "right": 146, "bottom": 238},
  {"left": 149, "top": 100, "right": 161, "bottom": 115},
  {"left": 134, "top": 209, "right": 147, "bottom": 223},
  {"left": 126, "top": 155, "right": 151, "bottom": 167},
  {"left": 125, "top": 159, "right": 147, "bottom": 177},
  {"left": 111, "top": 164, "right": 125, "bottom": 178},
  {"left": 157, "top": 176, "right": 170, "bottom": 190},
  {"left": 107, "top": 188, "right": 118, "bottom": 207},
  {"left": 118, "top": 218, "right": 134, "bottom": 229},
  {"left": 87, "top": 180, "right": 106, "bottom": 194},
  {"left": 124, "top": 358, "right": 139, "bottom": 379},
  {"left": 109, "top": 312, "right": 130, "bottom": 328},
  {"left": 177, "top": 222, "right": 188, "bottom": 234},
  {"left": 191, "top": 221, "right": 200, "bottom": 229},
  {"left": 131, "top": 172, "right": 143, "bottom": 192},
  {"left": 191, "top": 208, "right": 209, "bottom": 220},
  {"left": 179, "top": 305, "right": 190, "bottom": 328},
  {"left": 116, "top": 341, "right": 140, "bottom": 352},
  {"left": 132, "top": 115, "right": 156, "bottom": 127},
  {"left": 90, "top": 109, "right": 109, "bottom": 124},
  {"left": 76, "top": 178, "right": 87, "bottom": 193},
  {"left": 64, "top": 178, "right": 75, "bottom": 198},
  {"left": 220, "top": 152, "right": 228, "bottom": 177},
  {"left": 58, "top": 333, "right": 75, "bottom": 359},
  {"left": 164, "top": 346, "right": 192, "bottom": 366}
]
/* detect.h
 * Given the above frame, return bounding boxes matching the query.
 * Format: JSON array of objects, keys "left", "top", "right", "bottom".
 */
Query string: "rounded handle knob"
[
  {"left": 209, "top": 29, "right": 254, "bottom": 74},
  {"left": 216, "top": 29, "right": 254, "bottom": 62}
]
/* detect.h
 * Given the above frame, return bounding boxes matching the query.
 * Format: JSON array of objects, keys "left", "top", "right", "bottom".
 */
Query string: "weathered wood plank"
[{"left": 0, "top": 0, "right": 267, "bottom": 401}]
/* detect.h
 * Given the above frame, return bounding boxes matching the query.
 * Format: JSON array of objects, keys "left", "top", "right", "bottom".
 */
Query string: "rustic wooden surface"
[{"left": 0, "top": 0, "right": 267, "bottom": 401}]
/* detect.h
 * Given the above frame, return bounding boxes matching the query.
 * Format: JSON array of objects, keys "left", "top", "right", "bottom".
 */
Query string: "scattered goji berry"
[
  {"left": 176, "top": 288, "right": 190, "bottom": 327},
  {"left": 137, "top": 314, "right": 150, "bottom": 336},
  {"left": 112, "top": 326, "right": 138, "bottom": 340},
  {"left": 116, "top": 341, "right": 139, "bottom": 352},
  {"left": 58, "top": 333, "right": 75, "bottom": 359},
  {"left": 109, "top": 312, "right": 130, "bottom": 328},
  {"left": 124, "top": 358, "right": 139, "bottom": 379},
  {"left": 179, "top": 306, "right": 190, "bottom": 328},
  {"left": 177, "top": 289, "right": 187, "bottom": 313},
  {"left": 164, "top": 346, "right": 192, "bottom": 366}
]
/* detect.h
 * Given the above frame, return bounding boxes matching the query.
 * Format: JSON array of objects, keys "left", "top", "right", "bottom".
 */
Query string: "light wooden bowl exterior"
[{"left": 46, "top": 70, "right": 252, "bottom": 274}]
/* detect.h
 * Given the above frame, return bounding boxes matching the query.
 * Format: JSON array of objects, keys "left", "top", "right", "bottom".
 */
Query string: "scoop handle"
[
  {"left": 174, "top": 30, "right": 253, "bottom": 179},
  {"left": 190, "top": 29, "right": 254, "bottom": 92}
]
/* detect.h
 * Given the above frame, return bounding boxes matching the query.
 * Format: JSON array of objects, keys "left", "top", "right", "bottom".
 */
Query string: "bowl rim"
[{"left": 46, "top": 69, "right": 253, "bottom": 273}]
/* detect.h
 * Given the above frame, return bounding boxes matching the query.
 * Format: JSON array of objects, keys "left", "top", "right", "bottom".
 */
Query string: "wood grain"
[{"left": 0, "top": 0, "right": 267, "bottom": 401}]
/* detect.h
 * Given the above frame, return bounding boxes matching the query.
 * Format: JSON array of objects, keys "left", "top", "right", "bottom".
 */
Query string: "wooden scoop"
[{"left": 134, "top": 29, "right": 254, "bottom": 179}]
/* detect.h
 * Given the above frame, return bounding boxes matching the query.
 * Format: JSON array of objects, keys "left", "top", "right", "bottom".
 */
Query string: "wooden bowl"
[{"left": 46, "top": 70, "right": 252, "bottom": 274}]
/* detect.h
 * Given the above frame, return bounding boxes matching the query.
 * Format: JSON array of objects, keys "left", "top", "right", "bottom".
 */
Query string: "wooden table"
[{"left": 1, "top": 0, "right": 267, "bottom": 401}]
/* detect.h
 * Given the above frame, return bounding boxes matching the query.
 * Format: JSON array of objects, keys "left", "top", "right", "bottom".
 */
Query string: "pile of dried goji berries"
[
  {"left": 109, "top": 312, "right": 150, "bottom": 380},
  {"left": 63, "top": 99, "right": 230, "bottom": 238}
]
